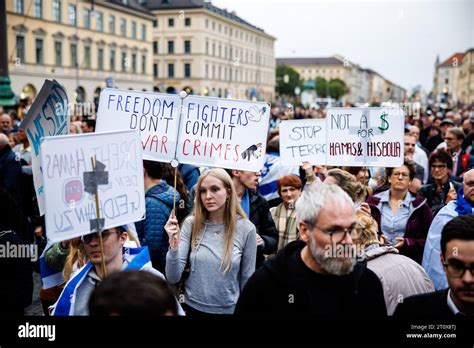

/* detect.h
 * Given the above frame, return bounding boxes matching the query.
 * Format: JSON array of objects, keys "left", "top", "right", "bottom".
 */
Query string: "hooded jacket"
[
  {"left": 234, "top": 240, "right": 387, "bottom": 317},
  {"left": 135, "top": 181, "right": 179, "bottom": 273},
  {"left": 366, "top": 191, "right": 433, "bottom": 264}
]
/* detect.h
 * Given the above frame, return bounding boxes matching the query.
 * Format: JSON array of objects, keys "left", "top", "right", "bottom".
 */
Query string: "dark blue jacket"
[
  {"left": 179, "top": 164, "right": 200, "bottom": 191},
  {"left": 0, "top": 146, "right": 22, "bottom": 205},
  {"left": 135, "top": 181, "right": 179, "bottom": 273}
]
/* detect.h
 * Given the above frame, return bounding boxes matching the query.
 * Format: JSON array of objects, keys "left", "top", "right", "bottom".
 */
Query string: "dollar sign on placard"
[{"left": 378, "top": 112, "right": 389, "bottom": 133}]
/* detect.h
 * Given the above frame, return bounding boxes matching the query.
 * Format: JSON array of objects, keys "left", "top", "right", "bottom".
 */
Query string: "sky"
[{"left": 211, "top": 0, "right": 473, "bottom": 94}]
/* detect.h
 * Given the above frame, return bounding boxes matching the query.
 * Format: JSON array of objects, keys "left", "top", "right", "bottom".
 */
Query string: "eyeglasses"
[
  {"left": 431, "top": 164, "right": 447, "bottom": 169},
  {"left": 81, "top": 230, "right": 117, "bottom": 244},
  {"left": 443, "top": 259, "right": 474, "bottom": 278},
  {"left": 464, "top": 181, "right": 474, "bottom": 188},
  {"left": 313, "top": 224, "right": 358, "bottom": 244},
  {"left": 392, "top": 172, "right": 410, "bottom": 179}
]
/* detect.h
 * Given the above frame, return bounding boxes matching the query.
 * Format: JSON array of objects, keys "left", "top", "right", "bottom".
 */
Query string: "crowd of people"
[{"left": 1, "top": 101, "right": 473, "bottom": 319}]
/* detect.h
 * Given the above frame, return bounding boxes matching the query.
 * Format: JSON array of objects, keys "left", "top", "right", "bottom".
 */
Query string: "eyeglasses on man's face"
[
  {"left": 464, "top": 181, "right": 474, "bottom": 188},
  {"left": 81, "top": 230, "right": 118, "bottom": 244},
  {"left": 311, "top": 224, "right": 358, "bottom": 243},
  {"left": 431, "top": 164, "right": 447, "bottom": 170},
  {"left": 443, "top": 259, "right": 474, "bottom": 278}
]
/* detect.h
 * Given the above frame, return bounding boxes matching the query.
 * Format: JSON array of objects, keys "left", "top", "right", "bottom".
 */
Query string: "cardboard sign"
[
  {"left": 326, "top": 108, "right": 404, "bottom": 167},
  {"left": 176, "top": 95, "right": 270, "bottom": 171},
  {"left": 278, "top": 108, "right": 404, "bottom": 167},
  {"left": 41, "top": 130, "right": 145, "bottom": 243},
  {"left": 20, "top": 79, "right": 69, "bottom": 215},
  {"left": 279, "top": 119, "right": 326, "bottom": 166},
  {"left": 95, "top": 88, "right": 181, "bottom": 162},
  {"left": 96, "top": 88, "right": 270, "bottom": 172}
]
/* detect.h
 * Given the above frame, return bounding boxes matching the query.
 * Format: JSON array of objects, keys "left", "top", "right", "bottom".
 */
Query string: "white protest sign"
[
  {"left": 176, "top": 95, "right": 270, "bottom": 171},
  {"left": 41, "top": 130, "right": 145, "bottom": 243},
  {"left": 95, "top": 88, "right": 180, "bottom": 162},
  {"left": 279, "top": 119, "right": 326, "bottom": 166},
  {"left": 326, "top": 108, "right": 404, "bottom": 167},
  {"left": 20, "top": 79, "right": 69, "bottom": 215}
]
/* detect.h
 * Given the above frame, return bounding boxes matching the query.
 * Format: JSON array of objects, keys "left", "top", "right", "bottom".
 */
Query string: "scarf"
[
  {"left": 455, "top": 188, "right": 473, "bottom": 216},
  {"left": 272, "top": 203, "right": 298, "bottom": 251}
]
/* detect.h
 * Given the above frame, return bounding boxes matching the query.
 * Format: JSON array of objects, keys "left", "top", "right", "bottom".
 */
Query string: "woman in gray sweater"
[{"left": 165, "top": 168, "right": 257, "bottom": 315}]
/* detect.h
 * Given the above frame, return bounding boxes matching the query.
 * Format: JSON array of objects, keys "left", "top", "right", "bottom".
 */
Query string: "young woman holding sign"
[{"left": 165, "top": 168, "right": 257, "bottom": 316}]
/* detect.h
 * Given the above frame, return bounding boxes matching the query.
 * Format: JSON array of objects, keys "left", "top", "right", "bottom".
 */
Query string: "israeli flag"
[
  {"left": 259, "top": 153, "right": 300, "bottom": 201},
  {"left": 39, "top": 241, "right": 65, "bottom": 289}
]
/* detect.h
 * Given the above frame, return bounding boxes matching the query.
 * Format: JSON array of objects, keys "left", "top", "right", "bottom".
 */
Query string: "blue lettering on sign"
[{"left": 27, "top": 114, "right": 45, "bottom": 156}]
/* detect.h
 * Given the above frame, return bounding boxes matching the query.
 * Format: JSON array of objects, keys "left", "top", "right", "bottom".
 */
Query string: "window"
[
  {"left": 36, "top": 39, "right": 44, "bottom": 64},
  {"left": 132, "top": 53, "right": 137, "bottom": 73},
  {"left": 109, "top": 15, "right": 115, "bottom": 33},
  {"left": 168, "top": 63, "right": 174, "bottom": 78},
  {"left": 153, "top": 19, "right": 158, "bottom": 28},
  {"left": 153, "top": 63, "right": 158, "bottom": 78},
  {"left": 98, "top": 48, "right": 104, "bottom": 70},
  {"left": 83, "top": 8, "right": 91, "bottom": 29},
  {"left": 218, "top": 23, "right": 221, "bottom": 32},
  {"left": 142, "top": 55, "right": 146, "bottom": 74},
  {"left": 205, "top": 19, "right": 209, "bottom": 28},
  {"left": 205, "top": 64, "right": 208, "bottom": 78},
  {"left": 185, "top": 18, "right": 191, "bottom": 27},
  {"left": 110, "top": 48, "right": 115, "bottom": 71},
  {"left": 16, "top": 36, "right": 25, "bottom": 62},
  {"left": 205, "top": 41, "right": 209, "bottom": 55},
  {"left": 120, "top": 18, "right": 126, "bottom": 36},
  {"left": 84, "top": 45, "right": 91, "bottom": 69},
  {"left": 96, "top": 12, "right": 103, "bottom": 31},
  {"left": 132, "top": 21, "right": 137, "bottom": 39},
  {"left": 141, "top": 24, "right": 146, "bottom": 40},
  {"left": 184, "top": 40, "right": 191, "bottom": 54},
  {"left": 168, "top": 40, "right": 174, "bottom": 54},
  {"left": 54, "top": 41, "right": 62, "bottom": 66},
  {"left": 212, "top": 21, "right": 215, "bottom": 30},
  {"left": 218, "top": 66, "right": 221, "bottom": 80},
  {"left": 184, "top": 63, "right": 191, "bottom": 78},
  {"left": 212, "top": 43, "right": 215, "bottom": 56},
  {"left": 121, "top": 52, "right": 127, "bottom": 72},
  {"left": 218, "top": 44, "right": 221, "bottom": 57},
  {"left": 34, "top": 0, "right": 42, "bottom": 18},
  {"left": 70, "top": 43, "right": 77, "bottom": 67},
  {"left": 68, "top": 4, "right": 76, "bottom": 25},
  {"left": 153, "top": 41, "right": 158, "bottom": 54},
  {"left": 52, "top": 0, "right": 61, "bottom": 22},
  {"left": 168, "top": 18, "right": 174, "bottom": 27},
  {"left": 15, "top": 0, "right": 24, "bottom": 14}
]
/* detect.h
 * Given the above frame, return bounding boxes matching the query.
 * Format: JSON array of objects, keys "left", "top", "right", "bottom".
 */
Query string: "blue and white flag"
[
  {"left": 259, "top": 153, "right": 300, "bottom": 202},
  {"left": 39, "top": 241, "right": 65, "bottom": 289}
]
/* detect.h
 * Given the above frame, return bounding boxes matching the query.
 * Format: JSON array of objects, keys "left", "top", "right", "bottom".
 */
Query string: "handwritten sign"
[
  {"left": 279, "top": 119, "right": 326, "bottom": 166},
  {"left": 326, "top": 108, "right": 404, "bottom": 167},
  {"left": 278, "top": 108, "right": 404, "bottom": 167},
  {"left": 20, "top": 79, "right": 69, "bottom": 215},
  {"left": 96, "top": 88, "right": 270, "bottom": 172},
  {"left": 176, "top": 95, "right": 270, "bottom": 171},
  {"left": 95, "top": 88, "right": 180, "bottom": 162},
  {"left": 41, "top": 130, "right": 145, "bottom": 243}
]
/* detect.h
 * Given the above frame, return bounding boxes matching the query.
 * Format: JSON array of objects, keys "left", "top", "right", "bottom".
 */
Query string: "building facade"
[
  {"left": 432, "top": 52, "right": 465, "bottom": 104},
  {"left": 456, "top": 49, "right": 474, "bottom": 105},
  {"left": 7, "top": 0, "right": 154, "bottom": 106},
  {"left": 276, "top": 56, "right": 406, "bottom": 104},
  {"left": 146, "top": 0, "right": 276, "bottom": 101}
]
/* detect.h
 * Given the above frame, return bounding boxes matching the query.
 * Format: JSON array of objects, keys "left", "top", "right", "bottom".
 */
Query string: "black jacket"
[
  {"left": 393, "top": 289, "right": 459, "bottom": 319},
  {"left": 248, "top": 190, "right": 278, "bottom": 268},
  {"left": 235, "top": 240, "right": 387, "bottom": 318}
]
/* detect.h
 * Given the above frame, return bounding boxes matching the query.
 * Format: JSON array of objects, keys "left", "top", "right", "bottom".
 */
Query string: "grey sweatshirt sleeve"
[
  {"left": 165, "top": 218, "right": 192, "bottom": 284},
  {"left": 239, "top": 222, "right": 257, "bottom": 291}
]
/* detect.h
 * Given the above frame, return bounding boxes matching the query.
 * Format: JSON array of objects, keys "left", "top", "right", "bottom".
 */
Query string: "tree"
[
  {"left": 328, "top": 78, "right": 349, "bottom": 100},
  {"left": 315, "top": 77, "right": 328, "bottom": 98},
  {"left": 276, "top": 65, "right": 302, "bottom": 96}
]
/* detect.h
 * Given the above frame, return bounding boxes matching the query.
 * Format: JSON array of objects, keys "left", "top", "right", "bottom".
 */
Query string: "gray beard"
[{"left": 309, "top": 235, "right": 356, "bottom": 276}]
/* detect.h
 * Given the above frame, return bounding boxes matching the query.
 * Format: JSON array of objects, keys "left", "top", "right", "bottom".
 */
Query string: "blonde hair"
[
  {"left": 327, "top": 168, "right": 366, "bottom": 203},
  {"left": 191, "top": 168, "right": 246, "bottom": 273},
  {"left": 63, "top": 238, "right": 87, "bottom": 283},
  {"left": 354, "top": 210, "right": 380, "bottom": 249}
]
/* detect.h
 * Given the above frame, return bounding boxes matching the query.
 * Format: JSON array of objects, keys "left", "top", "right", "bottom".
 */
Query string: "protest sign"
[
  {"left": 176, "top": 95, "right": 270, "bottom": 171},
  {"left": 326, "top": 108, "right": 404, "bottom": 167},
  {"left": 96, "top": 88, "right": 270, "bottom": 172},
  {"left": 278, "top": 108, "right": 404, "bottom": 167},
  {"left": 41, "top": 130, "right": 145, "bottom": 243},
  {"left": 20, "top": 79, "right": 69, "bottom": 215},
  {"left": 95, "top": 88, "right": 181, "bottom": 162},
  {"left": 279, "top": 119, "right": 326, "bottom": 166}
]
